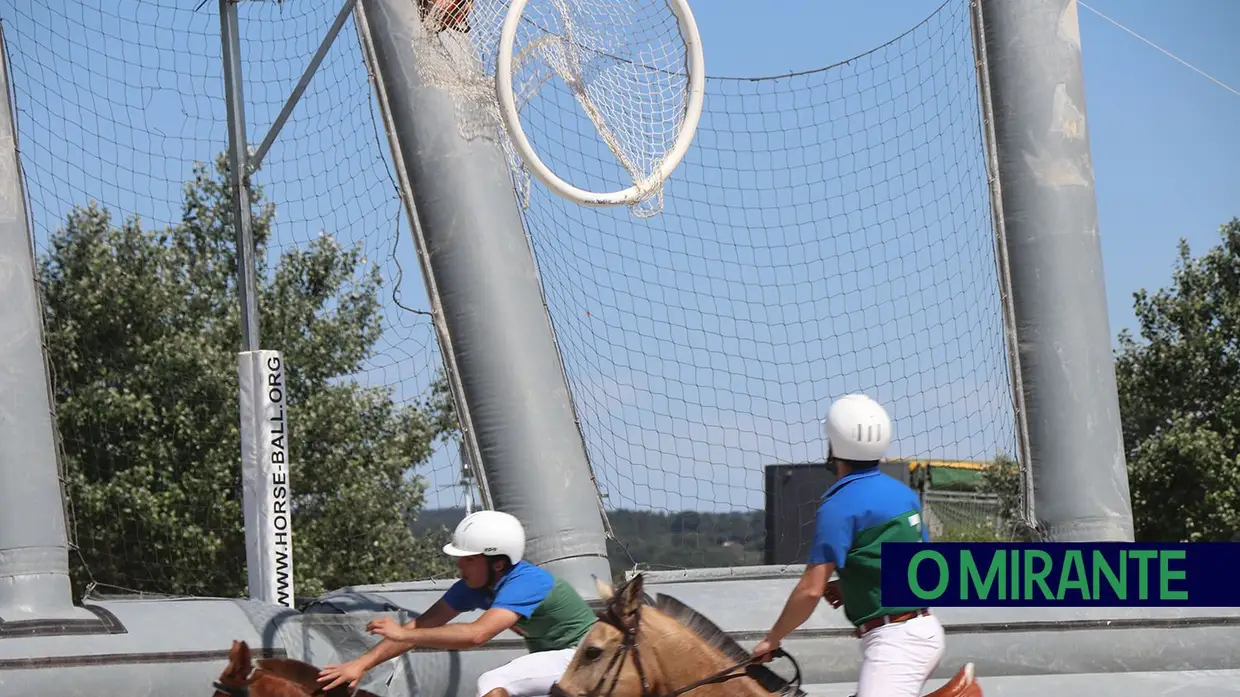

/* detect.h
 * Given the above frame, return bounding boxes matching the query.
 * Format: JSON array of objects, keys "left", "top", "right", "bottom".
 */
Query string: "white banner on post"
[{"left": 238, "top": 350, "right": 294, "bottom": 608}]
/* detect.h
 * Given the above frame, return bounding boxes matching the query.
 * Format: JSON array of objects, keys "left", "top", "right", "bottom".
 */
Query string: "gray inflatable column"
[
  {"left": 354, "top": 0, "right": 612, "bottom": 591},
  {"left": 974, "top": 0, "right": 1134, "bottom": 541},
  {"left": 0, "top": 35, "right": 97, "bottom": 625}
]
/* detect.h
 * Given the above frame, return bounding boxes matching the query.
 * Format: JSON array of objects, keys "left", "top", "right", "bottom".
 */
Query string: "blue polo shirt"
[
  {"left": 442, "top": 560, "right": 597, "bottom": 652},
  {"left": 808, "top": 467, "right": 929, "bottom": 625}
]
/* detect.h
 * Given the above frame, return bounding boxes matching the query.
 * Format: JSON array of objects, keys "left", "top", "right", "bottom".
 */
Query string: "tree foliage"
[
  {"left": 414, "top": 507, "right": 765, "bottom": 583},
  {"left": 41, "top": 154, "right": 458, "bottom": 599},
  {"left": 601, "top": 509, "right": 764, "bottom": 580},
  {"left": 1113, "top": 219, "right": 1240, "bottom": 542},
  {"left": 978, "top": 453, "right": 1034, "bottom": 541}
]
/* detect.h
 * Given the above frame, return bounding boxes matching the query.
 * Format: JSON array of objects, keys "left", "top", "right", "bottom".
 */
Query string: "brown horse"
[
  {"left": 550, "top": 574, "right": 981, "bottom": 697},
  {"left": 211, "top": 640, "right": 384, "bottom": 697}
]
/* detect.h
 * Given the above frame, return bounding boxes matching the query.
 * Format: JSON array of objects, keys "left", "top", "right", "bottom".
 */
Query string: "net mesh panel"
[
  {"left": 472, "top": 0, "right": 1023, "bottom": 573},
  {"left": 3, "top": 0, "right": 1022, "bottom": 592},
  {"left": 3, "top": 0, "right": 466, "bottom": 597},
  {"left": 410, "top": 0, "right": 695, "bottom": 217}
]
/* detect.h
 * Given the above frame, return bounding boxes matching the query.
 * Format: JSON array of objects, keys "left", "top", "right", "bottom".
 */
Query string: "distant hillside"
[{"left": 411, "top": 507, "right": 765, "bottom": 581}]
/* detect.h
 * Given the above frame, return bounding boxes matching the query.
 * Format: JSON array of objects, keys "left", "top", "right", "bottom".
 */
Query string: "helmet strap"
[
  {"left": 824, "top": 442, "right": 836, "bottom": 474},
  {"left": 483, "top": 555, "right": 512, "bottom": 590}
]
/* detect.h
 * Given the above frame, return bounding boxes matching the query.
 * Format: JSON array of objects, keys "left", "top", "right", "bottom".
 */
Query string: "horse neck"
[
  {"left": 251, "top": 670, "right": 314, "bottom": 697},
  {"left": 640, "top": 612, "right": 771, "bottom": 697},
  {"left": 256, "top": 658, "right": 324, "bottom": 694}
]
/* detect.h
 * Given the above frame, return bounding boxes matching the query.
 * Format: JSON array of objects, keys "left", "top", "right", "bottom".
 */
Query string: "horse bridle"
[
  {"left": 579, "top": 601, "right": 803, "bottom": 697},
  {"left": 212, "top": 680, "right": 254, "bottom": 697}
]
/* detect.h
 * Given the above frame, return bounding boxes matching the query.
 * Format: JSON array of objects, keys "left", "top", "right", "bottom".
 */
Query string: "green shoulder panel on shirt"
[
  {"left": 837, "top": 508, "right": 927, "bottom": 626},
  {"left": 513, "top": 577, "right": 598, "bottom": 652}
]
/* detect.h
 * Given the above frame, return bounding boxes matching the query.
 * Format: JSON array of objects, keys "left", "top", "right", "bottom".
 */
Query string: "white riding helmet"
[
  {"left": 442, "top": 510, "right": 526, "bottom": 564},
  {"left": 823, "top": 393, "right": 892, "bottom": 462}
]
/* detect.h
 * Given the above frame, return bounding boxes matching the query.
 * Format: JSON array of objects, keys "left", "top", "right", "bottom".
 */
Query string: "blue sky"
[
  {"left": 687, "top": 0, "right": 1239, "bottom": 343},
  {"left": 2, "top": 0, "right": 1236, "bottom": 518}
]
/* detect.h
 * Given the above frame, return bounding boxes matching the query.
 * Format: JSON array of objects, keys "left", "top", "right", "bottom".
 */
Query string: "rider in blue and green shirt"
[
  {"left": 318, "top": 510, "right": 598, "bottom": 697},
  {"left": 754, "top": 394, "right": 949, "bottom": 697}
]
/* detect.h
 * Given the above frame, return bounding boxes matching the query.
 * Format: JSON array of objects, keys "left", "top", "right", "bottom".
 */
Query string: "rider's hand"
[
  {"left": 318, "top": 659, "right": 367, "bottom": 691},
  {"left": 367, "top": 616, "right": 410, "bottom": 641},
  {"left": 751, "top": 636, "right": 781, "bottom": 663},
  {"left": 823, "top": 580, "right": 843, "bottom": 608}
]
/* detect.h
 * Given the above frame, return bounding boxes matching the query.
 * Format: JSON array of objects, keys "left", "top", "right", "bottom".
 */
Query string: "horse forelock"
[{"left": 650, "top": 594, "right": 807, "bottom": 697}]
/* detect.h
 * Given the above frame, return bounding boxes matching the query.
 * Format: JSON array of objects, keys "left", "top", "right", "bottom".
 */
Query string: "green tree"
[
  {"left": 41, "top": 154, "right": 458, "bottom": 599},
  {"left": 1113, "top": 219, "right": 1240, "bottom": 542}
]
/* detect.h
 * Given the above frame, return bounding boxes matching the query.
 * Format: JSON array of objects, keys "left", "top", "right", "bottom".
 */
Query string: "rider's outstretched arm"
[
  {"left": 386, "top": 607, "right": 519, "bottom": 650},
  {"left": 757, "top": 501, "right": 849, "bottom": 656},
  {"left": 766, "top": 562, "right": 833, "bottom": 644},
  {"left": 356, "top": 598, "right": 460, "bottom": 670}
]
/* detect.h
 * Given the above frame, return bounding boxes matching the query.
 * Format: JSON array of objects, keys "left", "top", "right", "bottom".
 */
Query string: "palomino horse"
[
  {"left": 550, "top": 574, "right": 981, "bottom": 697},
  {"left": 211, "top": 640, "right": 383, "bottom": 697}
]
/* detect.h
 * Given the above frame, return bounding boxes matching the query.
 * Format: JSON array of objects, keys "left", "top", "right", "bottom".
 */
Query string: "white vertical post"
[{"left": 238, "top": 350, "right": 295, "bottom": 607}]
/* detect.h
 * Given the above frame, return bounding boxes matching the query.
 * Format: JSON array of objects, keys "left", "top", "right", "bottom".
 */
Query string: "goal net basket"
[{"left": 411, "top": 0, "right": 707, "bottom": 217}]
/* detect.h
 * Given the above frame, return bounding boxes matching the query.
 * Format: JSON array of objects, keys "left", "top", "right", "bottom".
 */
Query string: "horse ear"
[
  {"left": 232, "top": 640, "right": 252, "bottom": 671},
  {"left": 593, "top": 575, "right": 615, "bottom": 601},
  {"left": 618, "top": 573, "right": 644, "bottom": 619}
]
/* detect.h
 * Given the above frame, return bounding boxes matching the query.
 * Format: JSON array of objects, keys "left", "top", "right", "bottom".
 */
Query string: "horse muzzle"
[{"left": 549, "top": 682, "right": 576, "bottom": 697}]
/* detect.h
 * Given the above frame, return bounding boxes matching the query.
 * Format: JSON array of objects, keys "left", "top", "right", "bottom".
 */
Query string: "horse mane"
[
  {"left": 652, "top": 594, "right": 807, "bottom": 697},
  {"left": 652, "top": 594, "right": 751, "bottom": 665}
]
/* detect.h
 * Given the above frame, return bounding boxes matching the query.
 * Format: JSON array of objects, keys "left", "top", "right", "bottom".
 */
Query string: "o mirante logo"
[{"left": 879, "top": 542, "right": 1240, "bottom": 607}]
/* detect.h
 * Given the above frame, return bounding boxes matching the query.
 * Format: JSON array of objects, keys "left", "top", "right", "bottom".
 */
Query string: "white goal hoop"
[{"left": 494, "top": 0, "right": 707, "bottom": 209}]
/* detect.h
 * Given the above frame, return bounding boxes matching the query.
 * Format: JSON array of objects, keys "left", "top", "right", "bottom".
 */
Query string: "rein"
[
  {"left": 213, "top": 680, "right": 253, "bottom": 697},
  {"left": 588, "top": 604, "right": 803, "bottom": 697}
]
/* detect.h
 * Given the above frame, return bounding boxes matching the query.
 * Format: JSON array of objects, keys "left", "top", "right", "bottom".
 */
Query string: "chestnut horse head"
[{"left": 211, "top": 640, "right": 382, "bottom": 697}]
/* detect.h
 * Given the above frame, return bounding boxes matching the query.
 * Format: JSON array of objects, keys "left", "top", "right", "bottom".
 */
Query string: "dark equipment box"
[{"left": 763, "top": 460, "right": 912, "bottom": 565}]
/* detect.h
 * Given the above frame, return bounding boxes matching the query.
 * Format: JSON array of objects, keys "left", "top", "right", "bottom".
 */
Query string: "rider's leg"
[
  {"left": 475, "top": 648, "right": 579, "bottom": 697},
  {"left": 854, "top": 614, "right": 946, "bottom": 697}
]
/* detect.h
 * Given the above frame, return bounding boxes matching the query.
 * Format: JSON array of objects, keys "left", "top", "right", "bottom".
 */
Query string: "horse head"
[
  {"left": 550, "top": 574, "right": 805, "bottom": 697},
  {"left": 549, "top": 574, "right": 982, "bottom": 697},
  {"left": 211, "top": 640, "right": 258, "bottom": 697},
  {"left": 212, "top": 641, "right": 385, "bottom": 697}
]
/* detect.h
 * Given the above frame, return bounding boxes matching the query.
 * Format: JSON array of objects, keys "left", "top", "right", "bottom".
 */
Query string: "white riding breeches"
[
  {"left": 855, "top": 613, "right": 946, "bottom": 697},
  {"left": 475, "top": 647, "right": 579, "bottom": 697}
]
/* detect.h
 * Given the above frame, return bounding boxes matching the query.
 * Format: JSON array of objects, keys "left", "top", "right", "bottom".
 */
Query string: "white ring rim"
[{"left": 494, "top": 0, "right": 706, "bottom": 207}]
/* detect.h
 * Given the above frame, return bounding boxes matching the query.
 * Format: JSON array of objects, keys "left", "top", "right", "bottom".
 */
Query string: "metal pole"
[
  {"left": 220, "top": 0, "right": 260, "bottom": 352},
  {"left": 0, "top": 24, "right": 96, "bottom": 625},
  {"left": 354, "top": 0, "right": 612, "bottom": 592},
  {"left": 973, "top": 0, "right": 1134, "bottom": 542},
  {"left": 250, "top": 0, "right": 359, "bottom": 173},
  {"left": 220, "top": 0, "right": 292, "bottom": 605}
]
